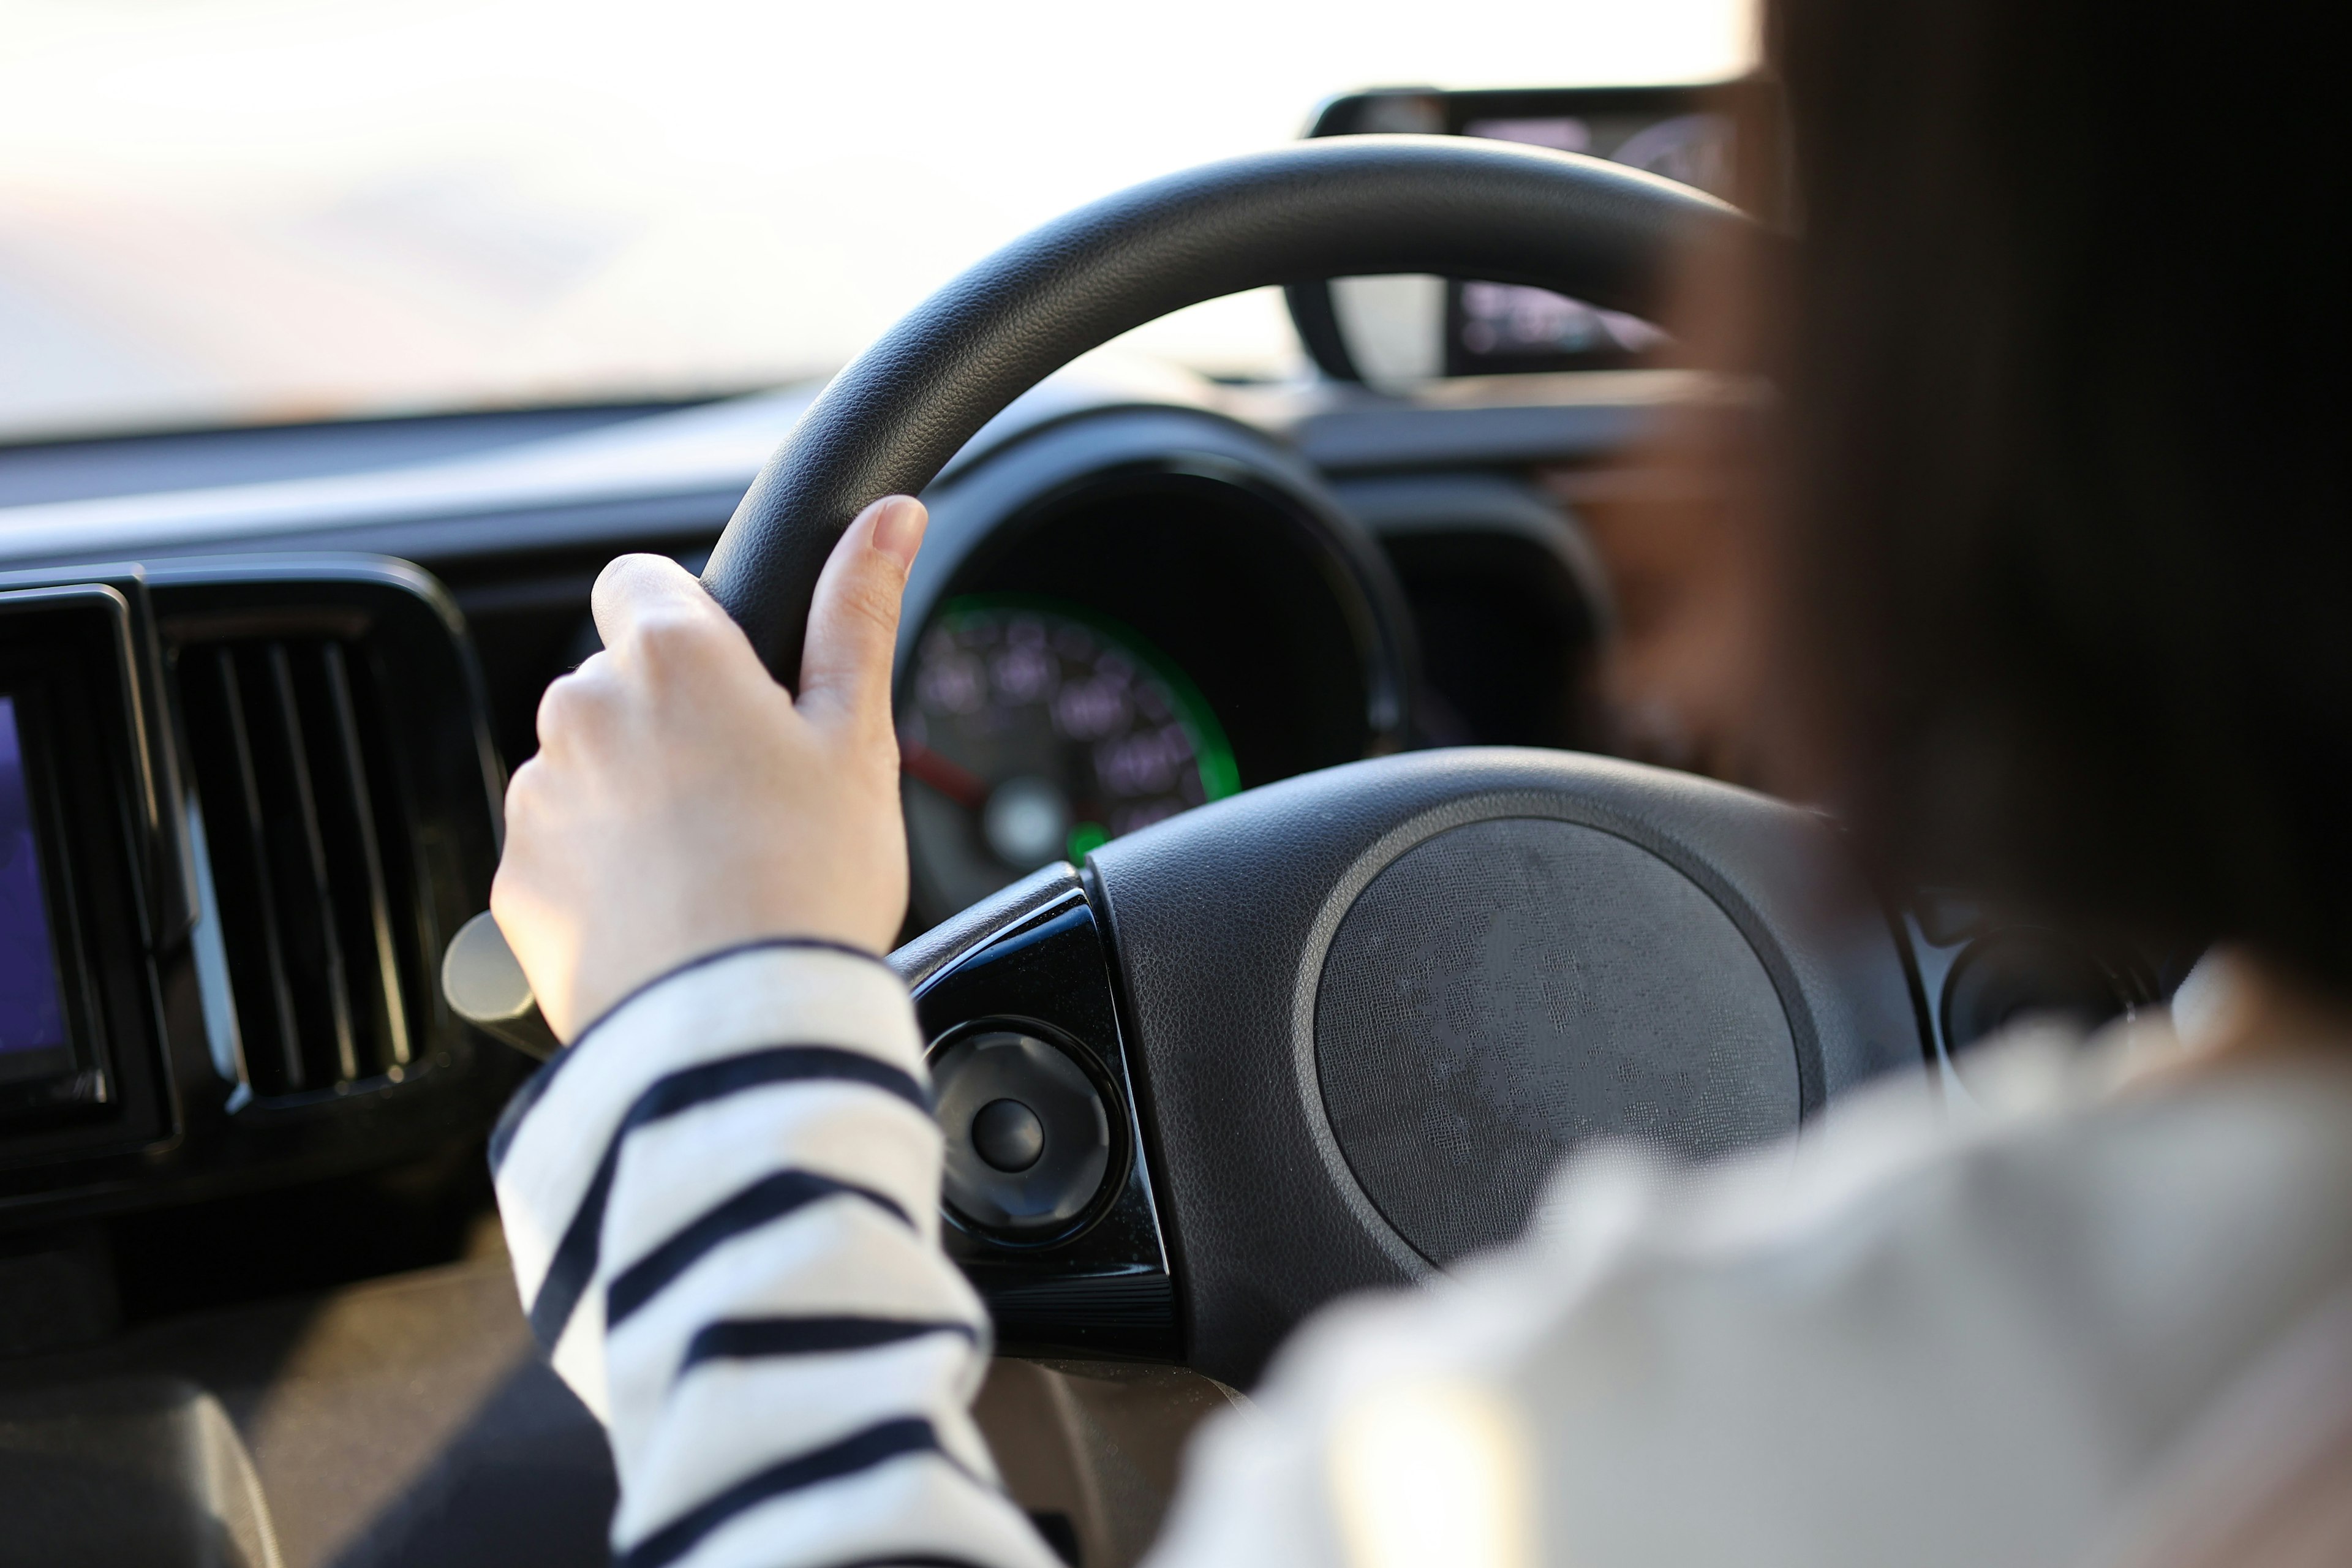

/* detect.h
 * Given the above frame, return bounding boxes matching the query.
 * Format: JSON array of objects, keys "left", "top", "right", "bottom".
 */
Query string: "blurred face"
[
  {"left": 1542, "top": 407, "right": 1771, "bottom": 785},
  {"left": 1545, "top": 224, "right": 1793, "bottom": 794}
]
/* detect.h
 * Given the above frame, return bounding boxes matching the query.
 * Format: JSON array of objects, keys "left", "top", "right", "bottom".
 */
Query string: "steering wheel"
[
  {"left": 457, "top": 136, "right": 1926, "bottom": 1387},
  {"left": 703, "top": 134, "right": 1742, "bottom": 672}
]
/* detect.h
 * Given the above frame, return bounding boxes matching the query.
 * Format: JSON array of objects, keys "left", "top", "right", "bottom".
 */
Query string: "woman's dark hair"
[{"left": 1766, "top": 0, "right": 2351, "bottom": 992}]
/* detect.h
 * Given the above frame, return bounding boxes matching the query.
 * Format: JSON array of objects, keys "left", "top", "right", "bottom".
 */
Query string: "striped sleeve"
[{"left": 491, "top": 940, "right": 1065, "bottom": 1568}]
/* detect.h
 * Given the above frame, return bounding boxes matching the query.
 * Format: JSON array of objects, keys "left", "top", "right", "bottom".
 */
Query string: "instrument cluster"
[{"left": 891, "top": 412, "right": 1412, "bottom": 928}]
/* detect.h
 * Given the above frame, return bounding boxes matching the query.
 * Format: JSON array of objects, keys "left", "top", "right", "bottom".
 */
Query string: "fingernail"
[{"left": 870, "top": 496, "right": 927, "bottom": 569}]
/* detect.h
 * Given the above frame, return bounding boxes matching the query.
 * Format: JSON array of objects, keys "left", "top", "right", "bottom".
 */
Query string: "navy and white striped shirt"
[{"left": 492, "top": 941, "right": 1060, "bottom": 1568}]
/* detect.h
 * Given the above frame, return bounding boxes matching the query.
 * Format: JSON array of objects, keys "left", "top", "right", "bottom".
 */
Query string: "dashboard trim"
[{"left": 1, "top": 554, "right": 517, "bottom": 1221}]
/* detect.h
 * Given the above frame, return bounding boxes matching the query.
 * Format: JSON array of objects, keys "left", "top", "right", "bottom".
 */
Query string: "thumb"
[{"left": 797, "top": 494, "right": 927, "bottom": 731}]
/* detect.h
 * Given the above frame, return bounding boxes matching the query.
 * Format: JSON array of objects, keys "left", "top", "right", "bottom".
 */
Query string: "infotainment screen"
[
  {"left": 1295, "top": 82, "right": 1780, "bottom": 382},
  {"left": 0, "top": 694, "right": 72, "bottom": 1065},
  {"left": 1448, "top": 110, "right": 1734, "bottom": 372}
]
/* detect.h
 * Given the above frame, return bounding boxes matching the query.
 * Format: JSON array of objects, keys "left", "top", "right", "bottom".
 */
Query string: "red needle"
[{"left": 899, "top": 736, "right": 989, "bottom": 811}]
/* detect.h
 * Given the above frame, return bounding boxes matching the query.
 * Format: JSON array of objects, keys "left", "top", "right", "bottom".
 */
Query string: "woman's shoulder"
[
  {"left": 1494, "top": 1028, "right": 2352, "bottom": 1567},
  {"left": 1150, "top": 1030, "right": 2352, "bottom": 1568}
]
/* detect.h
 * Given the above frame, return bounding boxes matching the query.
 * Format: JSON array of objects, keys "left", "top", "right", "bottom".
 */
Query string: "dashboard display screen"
[
  {"left": 0, "top": 694, "right": 70, "bottom": 1061},
  {"left": 1298, "top": 83, "right": 1777, "bottom": 382},
  {"left": 1449, "top": 111, "right": 1734, "bottom": 374}
]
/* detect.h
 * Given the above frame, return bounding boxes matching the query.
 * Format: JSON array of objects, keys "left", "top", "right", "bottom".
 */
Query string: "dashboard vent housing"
[{"left": 178, "top": 636, "right": 418, "bottom": 1100}]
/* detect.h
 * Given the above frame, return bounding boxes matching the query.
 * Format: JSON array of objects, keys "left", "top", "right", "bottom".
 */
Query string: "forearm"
[{"left": 492, "top": 941, "right": 1061, "bottom": 1568}]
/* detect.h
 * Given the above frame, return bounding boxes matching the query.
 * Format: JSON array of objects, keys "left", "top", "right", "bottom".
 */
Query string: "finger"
[
  {"left": 499, "top": 751, "right": 548, "bottom": 837},
  {"left": 532, "top": 657, "right": 623, "bottom": 761},
  {"left": 589, "top": 553, "right": 733, "bottom": 665},
  {"left": 797, "top": 495, "right": 926, "bottom": 730}
]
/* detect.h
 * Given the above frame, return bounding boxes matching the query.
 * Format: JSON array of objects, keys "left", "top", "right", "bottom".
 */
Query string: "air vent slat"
[
  {"left": 180, "top": 634, "right": 423, "bottom": 1102},
  {"left": 201, "top": 646, "right": 307, "bottom": 1090},
  {"left": 321, "top": 644, "right": 412, "bottom": 1068},
  {"left": 262, "top": 643, "right": 361, "bottom": 1084}
]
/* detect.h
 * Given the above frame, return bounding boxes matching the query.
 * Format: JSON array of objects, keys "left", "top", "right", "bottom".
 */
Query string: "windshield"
[{"left": 0, "top": 0, "right": 1752, "bottom": 443}]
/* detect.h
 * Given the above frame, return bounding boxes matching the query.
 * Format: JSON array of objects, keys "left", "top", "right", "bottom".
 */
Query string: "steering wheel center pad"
[
  {"left": 1088, "top": 747, "right": 1920, "bottom": 1385},
  {"left": 701, "top": 134, "right": 1744, "bottom": 678}
]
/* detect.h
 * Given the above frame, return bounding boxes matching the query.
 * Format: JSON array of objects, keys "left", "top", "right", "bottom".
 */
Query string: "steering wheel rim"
[{"left": 699, "top": 132, "right": 1746, "bottom": 680}]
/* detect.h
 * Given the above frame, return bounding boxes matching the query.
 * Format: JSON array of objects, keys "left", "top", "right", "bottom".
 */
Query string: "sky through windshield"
[{"left": 0, "top": 0, "right": 1753, "bottom": 440}]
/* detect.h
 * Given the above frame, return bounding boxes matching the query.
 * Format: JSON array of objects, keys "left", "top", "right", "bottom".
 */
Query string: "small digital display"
[
  {"left": 0, "top": 695, "right": 70, "bottom": 1059},
  {"left": 1449, "top": 110, "right": 1736, "bottom": 374}
]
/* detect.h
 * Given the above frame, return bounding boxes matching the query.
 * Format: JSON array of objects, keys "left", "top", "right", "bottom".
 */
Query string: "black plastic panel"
[
  {"left": 899, "top": 873, "right": 1178, "bottom": 1362},
  {"left": 1896, "top": 895, "right": 2179, "bottom": 1082},
  {"left": 0, "top": 556, "right": 518, "bottom": 1223},
  {"left": 0, "top": 578, "right": 179, "bottom": 1166}
]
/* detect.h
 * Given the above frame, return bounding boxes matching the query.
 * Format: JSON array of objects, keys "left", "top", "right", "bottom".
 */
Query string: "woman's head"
[{"left": 1750, "top": 0, "right": 2350, "bottom": 993}]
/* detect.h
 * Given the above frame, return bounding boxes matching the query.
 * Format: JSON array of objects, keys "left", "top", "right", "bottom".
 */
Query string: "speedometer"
[{"left": 900, "top": 597, "right": 1237, "bottom": 918}]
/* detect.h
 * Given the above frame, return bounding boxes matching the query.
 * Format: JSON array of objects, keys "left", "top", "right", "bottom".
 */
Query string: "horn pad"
[{"left": 1313, "top": 815, "right": 1802, "bottom": 1267}]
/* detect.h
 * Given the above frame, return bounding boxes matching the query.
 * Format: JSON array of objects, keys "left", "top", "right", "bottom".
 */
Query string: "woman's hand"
[{"left": 489, "top": 496, "right": 927, "bottom": 1042}]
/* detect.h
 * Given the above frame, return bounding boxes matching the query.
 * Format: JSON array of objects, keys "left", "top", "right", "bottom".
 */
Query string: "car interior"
[{"left": 0, "top": 55, "right": 2189, "bottom": 1568}]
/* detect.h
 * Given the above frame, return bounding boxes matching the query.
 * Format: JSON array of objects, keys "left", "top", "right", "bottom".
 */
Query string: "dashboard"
[
  {"left": 0, "top": 356, "right": 1637, "bottom": 1223},
  {"left": 0, "top": 355, "right": 2166, "bottom": 1564},
  {"left": 0, "top": 355, "right": 2169, "bottom": 1226}
]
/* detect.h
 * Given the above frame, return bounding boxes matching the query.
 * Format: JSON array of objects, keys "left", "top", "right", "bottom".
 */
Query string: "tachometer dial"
[{"left": 901, "top": 598, "right": 1237, "bottom": 918}]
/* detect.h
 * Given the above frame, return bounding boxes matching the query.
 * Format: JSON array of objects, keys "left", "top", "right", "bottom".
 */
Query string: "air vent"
[{"left": 178, "top": 638, "right": 418, "bottom": 1101}]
